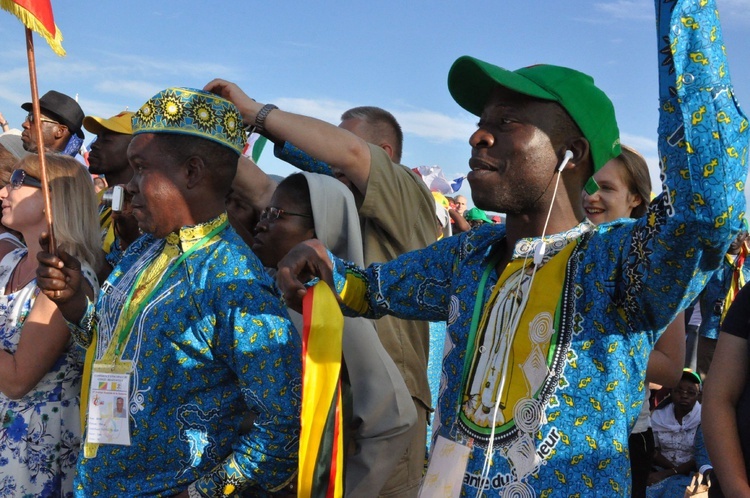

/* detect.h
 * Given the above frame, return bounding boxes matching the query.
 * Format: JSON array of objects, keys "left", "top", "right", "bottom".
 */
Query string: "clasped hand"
[
  {"left": 275, "top": 239, "right": 337, "bottom": 312},
  {"left": 35, "top": 232, "right": 87, "bottom": 323}
]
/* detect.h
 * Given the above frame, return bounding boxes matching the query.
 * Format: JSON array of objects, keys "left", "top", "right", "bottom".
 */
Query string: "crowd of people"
[{"left": 0, "top": 0, "right": 749, "bottom": 496}]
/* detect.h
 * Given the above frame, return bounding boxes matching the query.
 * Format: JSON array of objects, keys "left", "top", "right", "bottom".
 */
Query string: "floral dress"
[{"left": 0, "top": 248, "right": 97, "bottom": 497}]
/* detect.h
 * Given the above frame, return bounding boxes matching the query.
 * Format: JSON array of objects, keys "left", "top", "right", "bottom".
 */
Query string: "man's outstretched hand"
[{"left": 276, "top": 240, "right": 337, "bottom": 313}]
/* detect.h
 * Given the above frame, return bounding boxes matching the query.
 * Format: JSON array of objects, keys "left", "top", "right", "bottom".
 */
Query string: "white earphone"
[{"left": 557, "top": 149, "right": 574, "bottom": 172}]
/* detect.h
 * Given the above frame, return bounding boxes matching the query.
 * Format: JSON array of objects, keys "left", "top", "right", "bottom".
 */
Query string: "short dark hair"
[
  {"left": 341, "top": 106, "right": 403, "bottom": 163},
  {"left": 155, "top": 134, "right": 238, "bottom": 196}
]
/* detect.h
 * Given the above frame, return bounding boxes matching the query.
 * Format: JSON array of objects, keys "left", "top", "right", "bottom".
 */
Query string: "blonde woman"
[{"left": 0, "top": 154, "right": 102, "bottom": 496}]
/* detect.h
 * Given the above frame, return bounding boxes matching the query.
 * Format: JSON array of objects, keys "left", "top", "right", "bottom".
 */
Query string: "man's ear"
[
  {"left": 379, "top": 142, "right": 395, "bottom": 161},
  {"left": 53, "top": 124, "right": 69, "bottom": 140},
  {"left": 559, "top": 137, "right": 592, "bottom": 178},
  {"left": 184, "top": 155, "right": 207, "bottom": 189},
  {"left": 566, "top": 138, "right": 590, "bottom": 170}
]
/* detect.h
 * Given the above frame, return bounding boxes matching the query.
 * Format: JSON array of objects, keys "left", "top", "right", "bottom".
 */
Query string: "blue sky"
[{"left": 1, "top": 0, "right": 749, "bottom": 207}]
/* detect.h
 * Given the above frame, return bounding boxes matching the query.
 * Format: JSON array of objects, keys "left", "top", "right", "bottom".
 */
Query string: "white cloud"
[
  {"left": 275, "top": 97, "right": 350, "bottom": 124},
  {"left": 397, "top": 110, "right": 475, "bottom": 143},
  {"left": 620, "top": 132, "right": 658, "bottom": 155},
  {"left": 592, "top": 0, "right": 654, "bottom": 21},
  {"left": 590, "top": 0, "right": 750, "bottom": 24},
  {"left": 0, "top": 48, "right": 243, "bottom": 127},
  {"left": 93, "top": 80, "right": 163, "bottom": 102},
  {"left": 99, "top": 52, "right": 236, "bottom": 79},
  {"left": 571, "top": 0, "right": 652, "bottom": 24},
  {"left": 274, "top": 98, "right": 475, "bottom": 142},
  {"left": 718, "top": 0, "right": 750, "bottom": 22}
]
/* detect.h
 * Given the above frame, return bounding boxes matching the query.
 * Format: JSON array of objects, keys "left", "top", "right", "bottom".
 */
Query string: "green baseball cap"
[
  {"left": 464, "top": 207, "right": 492, "bottom": 223},
  {"left": 448, "top": 55, "right": 621, "bottom": 173}
]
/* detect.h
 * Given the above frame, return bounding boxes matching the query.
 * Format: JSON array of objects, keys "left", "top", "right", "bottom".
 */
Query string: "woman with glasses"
[
  {"left": 253, "top": 172, "right": 416, "bottom": 498},
  {"left": 0, "top": 154, "right": 102, "bottom": 496}
]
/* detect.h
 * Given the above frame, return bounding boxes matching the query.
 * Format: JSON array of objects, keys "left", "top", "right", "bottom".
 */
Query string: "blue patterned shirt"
[
  {"left": 698, "top": 252, "right": 750, "bottom": 339},
  {"left": 328, "top": 0, "right": 748, "bottom": 495},
  {"left": 71, "top": 215, "right": 301, "bottom": 497}
]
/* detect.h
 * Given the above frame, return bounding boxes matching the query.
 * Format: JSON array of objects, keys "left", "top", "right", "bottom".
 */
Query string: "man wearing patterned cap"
[
  {"left": 262, "top": 0, "right": 747, "bottom": 495},
  {"left": 37, "top": 88, "right": 301, "bottom": 497}
]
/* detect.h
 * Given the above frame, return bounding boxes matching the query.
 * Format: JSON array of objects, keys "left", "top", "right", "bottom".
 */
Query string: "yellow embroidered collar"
[{"left": 165, "top": 212, "right": 228, "bottom": 252}]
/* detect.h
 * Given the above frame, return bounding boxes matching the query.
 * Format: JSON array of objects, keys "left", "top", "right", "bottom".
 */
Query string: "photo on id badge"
[{"left": 87, "top": 371, "right": 131, "bottom": 445}]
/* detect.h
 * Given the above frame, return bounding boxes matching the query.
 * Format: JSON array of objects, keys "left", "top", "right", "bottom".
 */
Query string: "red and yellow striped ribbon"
[{"left": 298, "top": 281, "right": 345, "bottom": 498}]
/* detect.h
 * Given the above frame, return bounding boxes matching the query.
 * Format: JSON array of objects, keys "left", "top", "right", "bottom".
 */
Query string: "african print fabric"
[
  {"left": 698, "top": 249, "right": 750, "bottom": 339},
  {"left": 0, "top": 249, "right": 97, "bottom": 497},
  {"left": 328, "top": 0, "right": 748, "bottom": 494},
  {"left": 68, "top": 214, "right": 301, "bottom": 497},
  {"left": 132, "top": 87, "right": 247, "bottom": 154}
]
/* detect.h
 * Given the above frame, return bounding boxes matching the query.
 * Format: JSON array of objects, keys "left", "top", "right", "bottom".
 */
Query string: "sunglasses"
[
  {"left": 259, "top": 206, "right": 312, "bottom": 222},
  {"left": 25, "top": 112, "right": 61, "bottom": 126},
  {"left": 9, "top": 169, "right": 43, "bottom": 190}
]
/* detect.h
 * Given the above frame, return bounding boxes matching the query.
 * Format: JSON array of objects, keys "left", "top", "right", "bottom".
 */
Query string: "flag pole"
[{"left": 24, "top": 26, "right": 56, "bottom": 252}]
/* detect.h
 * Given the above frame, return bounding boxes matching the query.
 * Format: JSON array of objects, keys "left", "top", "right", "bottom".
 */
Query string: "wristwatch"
[{"left": 249, "top": 104, "right": 278, "bottom": 136}]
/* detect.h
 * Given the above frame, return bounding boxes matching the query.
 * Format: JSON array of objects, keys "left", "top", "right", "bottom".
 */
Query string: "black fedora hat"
[{"left": 22, "top": 90, "right": 85, "bottom": 138}]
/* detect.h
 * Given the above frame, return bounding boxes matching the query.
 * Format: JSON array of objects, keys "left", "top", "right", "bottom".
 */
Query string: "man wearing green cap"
[
  {"left": 37, "top": 88, "right": 301, "bottom": 497},
  {"left": 464, "top": 207, "right": 493, "bottom": 228},
  {"left": 221, "top": 0, "right": 746, "bottom": 495}
]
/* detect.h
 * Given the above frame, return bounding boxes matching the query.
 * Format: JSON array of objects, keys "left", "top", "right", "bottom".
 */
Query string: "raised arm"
[
  {"left": 230, "top": 155, "right": 279, "bottom": 217},
  {"left": 274, "top": 141, "right": 335, "bottom": 177},
  {"left": 0, "top": 110, "right": 10, "bottom": 132},
  {"left": 204, "top": 80, "right": 372, "bottom": 194},
  {"left": 277, "top": 232, "right": 464, "bottom": 323},
  {"left": 615, "top": 0, "right": 748, "bottom": 334}
]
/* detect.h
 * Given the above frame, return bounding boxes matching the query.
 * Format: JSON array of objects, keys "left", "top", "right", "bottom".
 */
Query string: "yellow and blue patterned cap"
[{"left": 132, "top": 87, "right": 247, "bottom": 154}]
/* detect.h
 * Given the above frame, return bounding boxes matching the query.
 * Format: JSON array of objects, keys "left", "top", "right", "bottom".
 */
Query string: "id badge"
[
  {"left": 86, "top": 368, "right": 131, "bottom": 446},
  {"left": 418, "top": 436, "right": 471, "bottom": 498}
]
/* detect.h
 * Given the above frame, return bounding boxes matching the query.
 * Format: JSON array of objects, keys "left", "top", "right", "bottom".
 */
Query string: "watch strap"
[{"left": 250, "top": 103, "right": 278, "bottom": 135}]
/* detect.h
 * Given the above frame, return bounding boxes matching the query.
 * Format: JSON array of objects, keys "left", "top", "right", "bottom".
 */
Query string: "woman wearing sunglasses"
[
  {"left": 0, "top": 134, "right": 26, "bottom": 259},
  {"left": 0, "top": 154, "right": 102, "bottom": 496}
]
